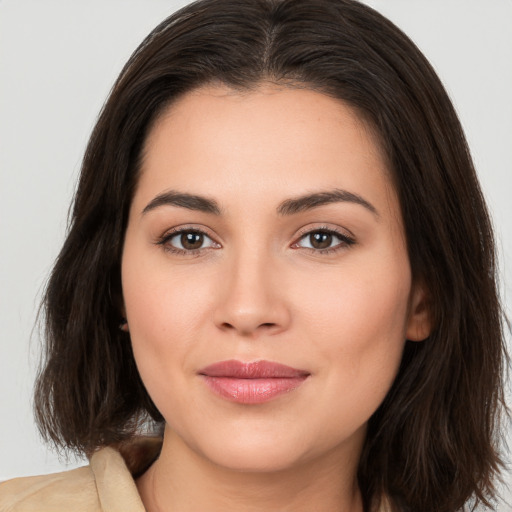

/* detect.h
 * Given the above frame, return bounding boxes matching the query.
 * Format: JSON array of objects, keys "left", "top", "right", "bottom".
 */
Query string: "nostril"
[{"left": 218, "top": 321, "right": 278, "bottom": 335}]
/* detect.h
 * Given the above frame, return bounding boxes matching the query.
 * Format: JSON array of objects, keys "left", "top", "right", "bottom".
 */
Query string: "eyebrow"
[
  {"left": 142, "top": 188, "right": 378, "bottom": 217},
  {"left": 142, "top": 191, "right": 222, "bottom": 215},
  {"left": 277, "top": 189, "right": 379, "bottom": 217}
]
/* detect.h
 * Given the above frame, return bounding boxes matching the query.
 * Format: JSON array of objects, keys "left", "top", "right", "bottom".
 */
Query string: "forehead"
[
  {"left": 145, "top": 83, "right": 383, "bottom": 161},
  {"left": 135, "top": 84, "right": 396, "bottom": 219}
]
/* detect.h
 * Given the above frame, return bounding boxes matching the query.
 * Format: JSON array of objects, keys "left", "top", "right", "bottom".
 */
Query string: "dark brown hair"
[{"left": 35, "top": 0, "right": 508, "bottom": 510}]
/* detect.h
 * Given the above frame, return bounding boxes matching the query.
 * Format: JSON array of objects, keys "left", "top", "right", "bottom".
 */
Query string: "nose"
[{"left": 213, "top": 249, "right": 291, "bottom": 338}]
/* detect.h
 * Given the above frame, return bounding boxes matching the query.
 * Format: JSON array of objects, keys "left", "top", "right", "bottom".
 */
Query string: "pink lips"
[{"left": 199, "top": 360, "right": 310, "bottom": 404}]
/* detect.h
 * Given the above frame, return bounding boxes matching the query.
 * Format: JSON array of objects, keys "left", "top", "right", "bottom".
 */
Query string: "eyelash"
[
  {"left": 156, "top": 226, "right": 355, "bottom": 256},
  {"left": 292, "top": 226, "right": 356, "bottom": 255},
  {"left": 156, "top": 226, "right": 219, "bottom": 256}
]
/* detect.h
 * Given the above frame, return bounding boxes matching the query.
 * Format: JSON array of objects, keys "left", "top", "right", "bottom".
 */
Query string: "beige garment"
[
  {"left": 1, "top": 439, "right": 390, "bottom": 512},
  {"left": 0, "top": 437, "right": 164, "bottom": 512}
]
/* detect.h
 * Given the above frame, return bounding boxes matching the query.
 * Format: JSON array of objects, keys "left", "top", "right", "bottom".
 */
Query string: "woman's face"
[{"left": 121, "top": 84, "right": 429, "bottom": 472}]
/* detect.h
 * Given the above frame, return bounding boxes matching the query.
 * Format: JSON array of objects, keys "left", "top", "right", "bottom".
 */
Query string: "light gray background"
[{"left": 1, "top": 0, "right": 511, "bottom": 507}]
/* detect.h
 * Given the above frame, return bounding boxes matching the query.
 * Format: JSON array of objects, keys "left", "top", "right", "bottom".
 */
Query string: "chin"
[
  {"left": 177, "top": 418, "right": 363, "bottom": 475},
  {"left": 199, "top": 438, "right": 310, "bottom": 473}
]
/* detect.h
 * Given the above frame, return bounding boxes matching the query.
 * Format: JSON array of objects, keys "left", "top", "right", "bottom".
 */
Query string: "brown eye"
[
  {"left": 309, "top": 232, "right": 333, "bottom": 249},
  {"left": 181, "top": 232, "right": 204, "bottom": 250},
  {"left": 294, "top": 228, "right": 355, "bottom": 253},
  {"left": 161, "top": 229, "right": 218, "bottom": 253}
]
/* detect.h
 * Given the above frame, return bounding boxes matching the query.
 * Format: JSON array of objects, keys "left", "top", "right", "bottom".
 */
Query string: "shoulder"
[
  {"left": 0, "top": 465, "right": 100, "bottom": 512},
  {"left": 0, "top": 441, "right": 159, "bottom": 512}
]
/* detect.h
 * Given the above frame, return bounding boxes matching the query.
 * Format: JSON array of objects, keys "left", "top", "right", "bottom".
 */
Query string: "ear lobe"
[
  {"left": 119, "top": 319, "right": 130, "bottom": 332},
  {"left": 406, "top": 282, "right": 432, "bottom": 342}
]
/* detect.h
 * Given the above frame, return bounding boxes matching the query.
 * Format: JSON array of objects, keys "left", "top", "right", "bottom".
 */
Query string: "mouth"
[{"left": 198, "top": 360, "right": 310, "bottom": 404}]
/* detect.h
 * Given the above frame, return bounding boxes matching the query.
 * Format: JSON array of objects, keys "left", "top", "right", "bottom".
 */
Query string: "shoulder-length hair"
[{"left": 35, "top": 0, "right": 508, "bottom": 510}]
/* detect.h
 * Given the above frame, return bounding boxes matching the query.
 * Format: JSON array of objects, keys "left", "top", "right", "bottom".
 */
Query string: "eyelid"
[
  {"left": 154, "top": 223, "right": 355, "bottom": 256},
  {"left": 155, "top": 225, "right": 221, "bottom": 255},
  {"left": 294, "top": 223, "right": 355, "bottom": 240},
  {"left": 291, "top": 225, "right": 356, "bottom": 253}
]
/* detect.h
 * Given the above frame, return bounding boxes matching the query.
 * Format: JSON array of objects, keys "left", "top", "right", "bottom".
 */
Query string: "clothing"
[
  {"left": 0, "top": 437, "right": 162, "bottom": 512},
  {"left": 1, "top": 437, "right": 389, "bottom": 511}
]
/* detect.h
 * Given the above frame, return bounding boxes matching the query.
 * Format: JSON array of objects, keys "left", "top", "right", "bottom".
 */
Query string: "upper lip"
[{"left": 199, "top": 360, "right": 309, "bottom": 379}]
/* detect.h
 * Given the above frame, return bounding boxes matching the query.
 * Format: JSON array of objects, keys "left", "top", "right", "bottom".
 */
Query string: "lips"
[{"left": 199, "top": 360, "right": 310, "bottom": 404}]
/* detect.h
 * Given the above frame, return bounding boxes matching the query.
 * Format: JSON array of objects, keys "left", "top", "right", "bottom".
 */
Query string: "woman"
[{"left": 0, "top": 0, "right": 508, "bottom": 511}]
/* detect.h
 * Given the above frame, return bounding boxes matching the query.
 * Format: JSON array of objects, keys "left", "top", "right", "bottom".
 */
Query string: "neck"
[{"left": 137, "top": 427, "right": 365, "bottom": 512}]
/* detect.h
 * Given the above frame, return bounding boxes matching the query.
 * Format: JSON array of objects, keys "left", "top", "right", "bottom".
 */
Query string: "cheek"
[
  {"left": 123, "top": 260, "right": 210, "bottom": 352},
  {"left": 126, "top": 278, "right": 208, "bottom": 343},
  {"left": 121, "top": 244, "right": 221, "bottom": 410},
  {"left": 287, "top": 265, "right": 410, "bottom": 446},
  {"left": 296, "top": 253, "right": 411, "bottom": 396}
]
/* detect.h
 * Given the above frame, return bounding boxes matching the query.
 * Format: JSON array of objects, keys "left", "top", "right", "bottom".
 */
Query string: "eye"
[
  {"left": 293, "top": 228, "right": 355, "bottom": 253},
  {"left": 157, "top": 228, "right": 220, "bottom": 254}
]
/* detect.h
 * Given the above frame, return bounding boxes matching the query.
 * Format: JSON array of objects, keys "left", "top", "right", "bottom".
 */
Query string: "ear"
[
  {"left": 119, "top": 319, "right": 130, "bottom": 332},
  {"left": 405, "top": 281, "right": 432, "bottom": 342},
  {"left": 119, "top": 303, "right": 129, "bottom": 332},
  {"left": 110, "top": 272, "right": 129, "bottom": 331}
]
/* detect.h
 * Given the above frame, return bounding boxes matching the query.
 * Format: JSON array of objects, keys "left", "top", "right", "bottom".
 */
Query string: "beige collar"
[{"left": 90, "top": 445, "right": 147, "bottom": 512}]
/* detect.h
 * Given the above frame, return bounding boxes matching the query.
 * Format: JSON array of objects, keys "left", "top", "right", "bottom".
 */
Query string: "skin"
[{"left": 121, "top": 84, "right": 431, "bottom": 512}]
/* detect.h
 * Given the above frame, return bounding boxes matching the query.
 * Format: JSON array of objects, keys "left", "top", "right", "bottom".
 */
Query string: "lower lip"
[{"left": 201, "top": 376, "right": 308, "bottom": 404}]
